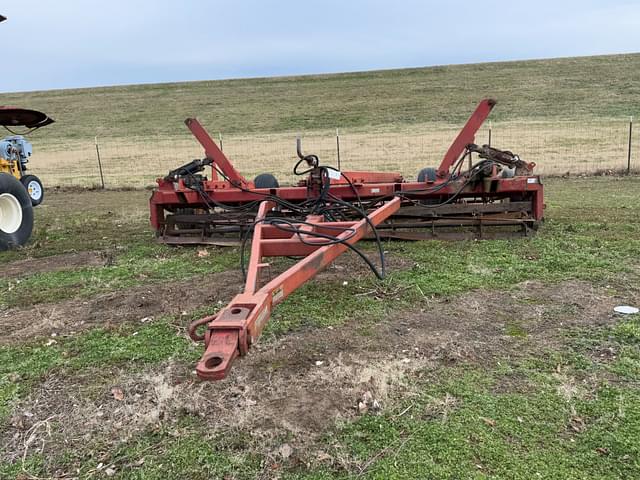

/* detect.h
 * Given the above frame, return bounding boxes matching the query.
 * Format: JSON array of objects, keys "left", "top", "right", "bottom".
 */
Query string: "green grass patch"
[
  {"left": 8, "top": 421, "right": 262, "bottom": 480},
  {"left": 505, "top": 321, "right": 528, "bottom": 338},
  {"left": 105, "top": 430, "right": 261, "bottom": 480},
  {"left": 0, "top": 190, "right": 151, "bottom": 262},
  {"left": 0, "top": 343, "right": 64, "bottom": 422},
  {"left": 0, "top": 318, "right": 198, "bottom": 425},
  {"left": 328, "top": 373, "right": 640, "bottom": 479},
  {"left": 0, "top": 243, "right": 237, "bottom": 308},
  {"left": 389, "top": 231, "right": 638, "bottom": 298},
  {"left": 567, "top": 314, "right": 640, "bottom": 381},
  {"left": 0, "top": 454, "right": 47, "bottom": 480},
  {"left": 265, "top": 276, "right": 410, "bottom": 338}
]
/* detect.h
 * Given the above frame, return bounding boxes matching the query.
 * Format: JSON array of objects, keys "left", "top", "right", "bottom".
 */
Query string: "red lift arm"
[
  {"left": 185, "top": 118, "right": 248, "bottom": 186},
  {"left": 437, "top": 98, "right": 495, "bottom": 177}
]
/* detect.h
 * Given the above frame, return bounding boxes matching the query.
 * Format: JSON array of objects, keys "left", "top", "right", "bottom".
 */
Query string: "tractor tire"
[
  {"left": 20, "top": 174, "right": 44, "bottom": 206},
  {"left": 254, "top": 173, "right": 279, "bottom": 189},
  {"left": 0, "top": 173, "right": 34, "bottom": 251},
  {"left": 417, "top": 167, "right": 437, "bottom": 183}
]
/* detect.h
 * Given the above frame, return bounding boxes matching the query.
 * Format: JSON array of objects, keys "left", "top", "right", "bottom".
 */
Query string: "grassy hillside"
[{"left": 1, "top": 53, "right": 639, "bottom": 143}]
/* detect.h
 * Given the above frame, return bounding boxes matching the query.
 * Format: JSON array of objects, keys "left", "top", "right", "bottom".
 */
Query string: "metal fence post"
[
  {"left": 336, "top": 128, "right": 341, "bottom": 170},
  {"left": 94, "top": 136, "right": 105, "bottom": 189},
  {"left": 627, "top": 116, "right": 633, "bottom": 175}
]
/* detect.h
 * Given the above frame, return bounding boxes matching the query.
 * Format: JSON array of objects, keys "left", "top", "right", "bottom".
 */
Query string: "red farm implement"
[{"left": 149, "top": 99, "right": 543, "bottom": 381}]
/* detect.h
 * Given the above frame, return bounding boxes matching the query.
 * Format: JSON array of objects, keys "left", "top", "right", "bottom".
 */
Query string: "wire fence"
[{"left": 31, "top": 118, "right": 637, "bottom": 188}]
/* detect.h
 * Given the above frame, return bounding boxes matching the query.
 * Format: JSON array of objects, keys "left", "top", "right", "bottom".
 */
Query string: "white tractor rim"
[
  {"left": 0, "top": 192, "right": 23, "bottom": 234},
  {"left": 27, "top": 180, "right": 42, "bottom": 201}
]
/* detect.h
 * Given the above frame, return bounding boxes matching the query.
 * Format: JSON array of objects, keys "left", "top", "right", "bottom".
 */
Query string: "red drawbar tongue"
[{"left": 196, "top": 329, "right": 240, "bottom": 381}]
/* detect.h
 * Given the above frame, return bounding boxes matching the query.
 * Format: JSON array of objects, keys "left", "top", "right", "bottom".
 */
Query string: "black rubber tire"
[
  {"left": 0, "top": 173, "right": 34, "bottom": 251},
  {"left": 417, "top": 167, "right": 437, "bottom": 183},
  {"left": 20, "top": 174, "right": 44, "bottom": 206},
  {"left": 254, "top": 173, "right": 279, "bottom": 189}
]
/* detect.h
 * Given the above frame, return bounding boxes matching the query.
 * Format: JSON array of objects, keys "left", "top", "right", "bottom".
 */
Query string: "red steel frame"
[
  {"left": 150, "top": 99, "right": 543, "bottom": 232},
  {"left": 150, "top": 99, "right": 544, "bottom": 381}
]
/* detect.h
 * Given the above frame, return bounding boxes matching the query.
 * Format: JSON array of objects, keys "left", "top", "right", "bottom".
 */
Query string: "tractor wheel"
[
  {"left": 0, "top": 173, "right": 34, "bottom": 251},
  {"left": 20, "top": 174, "right": 44, "bottom": 206},
  {"left": 254, "top": 173, "right": 279, "bottom": 189},
  {"left": 417, "top": 167, "right": 437, "bottom": 183}
]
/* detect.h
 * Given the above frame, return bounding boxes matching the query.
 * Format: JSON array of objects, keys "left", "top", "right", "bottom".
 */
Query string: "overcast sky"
[{"left": 2, "top": 0, "right": 639, "bottom": 93}]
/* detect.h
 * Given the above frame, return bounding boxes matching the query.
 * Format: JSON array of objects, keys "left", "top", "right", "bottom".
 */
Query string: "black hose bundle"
[
  {"left": 180, "top": 143, "right": 499, "bottom": 283},
  {"left": 237, "top": 158, "right": 388, "bottom": 281}
]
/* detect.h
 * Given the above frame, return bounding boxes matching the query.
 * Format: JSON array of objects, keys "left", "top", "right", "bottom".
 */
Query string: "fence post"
[
  {"left": 94, "top": 136, "right": 105, "bottom": 189},
  {"left": 627, "top": 116, "right": 633, "bottom": 175},
  {"left": 488, "top": 120, "right": 492, "bottom": 147},
  {"left": 336, "top": 128, "right": 341, "bottom": 170},
  {"left": 219, "top": 132, "right": 224, "bottom": 152}
]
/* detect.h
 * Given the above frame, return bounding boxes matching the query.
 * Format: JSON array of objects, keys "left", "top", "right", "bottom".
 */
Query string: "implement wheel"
[
  {"left": 21, "top": 174, "right": 44, "bottom": 206},
  {"left": 254, "top": 173, "right": 279, "bottom": 189},
  {"left": 417, "top": 167, "right": 437, "bottom": 183},
  {"left": 0, "top": 173, "right": 34, "bottom": 251}
]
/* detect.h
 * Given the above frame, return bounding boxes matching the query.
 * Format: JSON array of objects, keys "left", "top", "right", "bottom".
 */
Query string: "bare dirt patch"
[
  {"left": 2, "top": 278, "right": 631, "bottom": 469},
  {"left": 0, "top": 251, "right": 109, "bottom": 279},
  {"left": 0, "top": 270, "right": 243, "bottom": 345},
  {"left": 0, "top": 252, "right": 407, "bottom": 346}
]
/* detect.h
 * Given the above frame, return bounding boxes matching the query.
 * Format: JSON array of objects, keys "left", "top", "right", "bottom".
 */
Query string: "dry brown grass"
[{"left": 33, "top": 119, "right": 636, "bottom": 187}]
